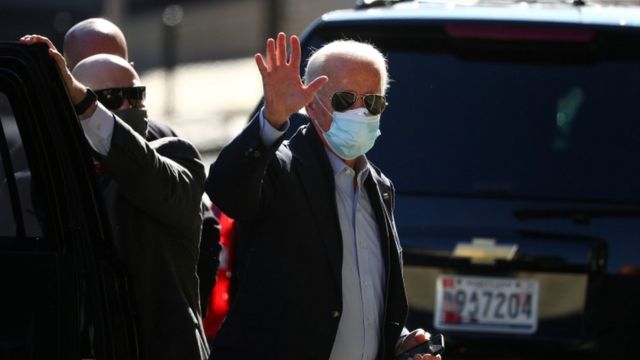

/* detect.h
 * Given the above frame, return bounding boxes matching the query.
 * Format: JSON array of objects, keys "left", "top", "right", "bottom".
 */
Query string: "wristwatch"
[{"left": 74, "top": 88, "right": 97, "bottom": 115}]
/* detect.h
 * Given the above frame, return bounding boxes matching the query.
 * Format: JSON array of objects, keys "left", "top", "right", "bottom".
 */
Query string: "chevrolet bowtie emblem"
[{"left": 453, "top": 238, "right": 518, "bottom": 264}]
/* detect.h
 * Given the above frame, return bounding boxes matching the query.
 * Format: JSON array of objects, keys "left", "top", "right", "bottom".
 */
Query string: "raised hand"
[
  {"left": 255, "top": 32, "right": 328, "bottom": 129},
  {"left": 19, "top": 34, "right": 88, "bottom": 107}
]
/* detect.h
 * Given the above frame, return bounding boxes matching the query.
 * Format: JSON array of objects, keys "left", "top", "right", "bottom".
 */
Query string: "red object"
[
  {"left": 202, "top": 211, "right": 235, "bottom": 338},
  {"left": 446, "top": 24, "right": 594, "bottom": 43},
  {"left": 444, "top": 311, "right": 462, "bottom": 324},
  {"left": 94, "top": 163, "right": 104, "bottom": 176}
]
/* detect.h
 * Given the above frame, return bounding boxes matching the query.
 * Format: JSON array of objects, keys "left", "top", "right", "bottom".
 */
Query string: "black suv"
[
  {"left": 0, "top": 44, "right": 138, "bottom": 358},
  {"left": 288, "top": 0, "right": 640, "bottom": 358}
]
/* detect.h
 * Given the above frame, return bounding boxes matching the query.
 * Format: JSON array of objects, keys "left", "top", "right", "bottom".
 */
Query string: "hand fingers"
[
  {"left": 20, "top": 34, "right": 59, "bottom": 60},
  {"left": 259, "top": 33, "right": 301, "bottom": 71},
  {"left": 413, "top": 328, "right": 428, "bottom": 343},
  {"left": 19, "top": 34, "right": 38, "bottom": 44},
  {"left": 304, "top": 75, "right": 328, "bottom": 95},
  {"left": 413, "top": 355, "right": 436, "bottom": 360},
  {"left": 265, "top": 37, "right": 276, "bottom": 70},
  {"left": 276, "top": 32, "right": 286, "bottom": 66},
  {"left": 288, "top": 35, "right": 301, "bottom": 69},
  {"left": 403, "top": 329, "right": 428, "bottom": 351},
  {"left": 48, "top": 48, "right": 67, "bottom": 71},
  {"left": 20, "top": 34, "right": 67, "bottom": 72},
  {"left": 20, "top": 34, "right": 55, "bottom": 50},
  {"left": 413, "top": 355, "right": 434, "bottom": 360},
  {"left": 255, "top": 53, "right": 267, "bottom": 76}
]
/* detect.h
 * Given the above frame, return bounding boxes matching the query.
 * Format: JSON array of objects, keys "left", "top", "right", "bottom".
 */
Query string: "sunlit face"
[
  {"left": 307, "top": 55, "right": 382, "bottom": 133},
  {"left": 73, "top": 55, "right": 145, "bottom": 111}
]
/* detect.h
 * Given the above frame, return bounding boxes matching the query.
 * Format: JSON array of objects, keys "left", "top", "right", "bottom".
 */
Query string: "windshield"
[{"left": 305, "top": 23, "right": 640, "bottom": 203}]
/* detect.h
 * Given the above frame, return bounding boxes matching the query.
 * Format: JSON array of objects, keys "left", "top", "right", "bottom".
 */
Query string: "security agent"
[{"left": 21, "top": 35, "right": 209, "bottom": 360}]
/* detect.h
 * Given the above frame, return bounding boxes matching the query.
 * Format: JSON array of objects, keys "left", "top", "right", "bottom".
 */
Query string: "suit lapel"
[
  {"left": 289, "top": 124, "right": 343, "bottom": 288},
  {"left": 366, "top": 167, "right": 408, "bottom": 360},
  {"left": 364, "top": 168, "right": 392, "bottom": 275}
]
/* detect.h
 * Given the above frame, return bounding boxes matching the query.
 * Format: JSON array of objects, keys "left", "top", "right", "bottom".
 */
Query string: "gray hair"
[{"left": 303, "top": 40, "right": 389, "bottom": 94}]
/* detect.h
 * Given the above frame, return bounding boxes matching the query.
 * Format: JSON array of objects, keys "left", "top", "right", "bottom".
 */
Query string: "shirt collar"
[{"left": 324, "top": 148, "right": 371, "bottom": 179}]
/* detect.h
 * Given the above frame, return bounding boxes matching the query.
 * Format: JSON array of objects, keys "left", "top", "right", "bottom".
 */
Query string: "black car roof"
[{"left": 324, "top": 0, "right": 640, "bottom": 28}]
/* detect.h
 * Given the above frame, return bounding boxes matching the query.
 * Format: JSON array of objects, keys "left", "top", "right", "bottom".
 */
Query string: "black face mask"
[{"left": 114, "top": 108, "right": 149, "bottom": 138}]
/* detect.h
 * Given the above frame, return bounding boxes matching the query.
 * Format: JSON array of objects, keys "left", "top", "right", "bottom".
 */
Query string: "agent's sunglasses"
[
  {"left": 94, "top": 86, "right": 146, "bottom": 110},
  {"left": 331, "top": 91, "right": 387, "bottom": 115}
]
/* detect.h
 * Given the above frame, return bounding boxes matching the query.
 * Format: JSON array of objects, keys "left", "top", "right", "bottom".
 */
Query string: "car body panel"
[
  {"left": 294, "top": 1, "right": 640, "bottom": 358},
  {"left": 321, "top": 1, "right": 640, "bottom": 27},
  {"left": 0, "top": 42, "right": 138, "bottom": 359}
]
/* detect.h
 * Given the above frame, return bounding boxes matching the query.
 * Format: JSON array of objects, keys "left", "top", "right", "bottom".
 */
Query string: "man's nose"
[
  {"left": 118, "top": 101, "right": 131, "bottom": 111},
  {"left": 353, "top": 95, "right": 365, "bottom": 109},
  {"left": 125, "top": 99, "right": 145, "bottom": 109}
]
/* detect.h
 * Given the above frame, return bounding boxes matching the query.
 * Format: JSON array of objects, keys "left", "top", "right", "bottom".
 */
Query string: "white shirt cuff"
[
  {"left": 80, "top": 103, "right": 114, "bottom": 156},
  {"left": 259, "top": 107, "right": 289, "bottom": 148}
]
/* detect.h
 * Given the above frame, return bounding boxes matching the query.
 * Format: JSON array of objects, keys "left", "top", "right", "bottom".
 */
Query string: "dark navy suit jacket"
[{"left": 205, "top": 114, "right": 408, "bottom": 360}]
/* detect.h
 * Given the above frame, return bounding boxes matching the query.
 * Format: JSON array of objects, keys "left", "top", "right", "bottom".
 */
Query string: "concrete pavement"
[{"left": 140, "top": 57, "right": 263, "bottom": 167}]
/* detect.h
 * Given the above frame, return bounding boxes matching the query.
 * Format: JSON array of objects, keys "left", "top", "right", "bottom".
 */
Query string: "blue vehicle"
[{"left": 286, "top": 0, "right": 640, "bottom": 358}]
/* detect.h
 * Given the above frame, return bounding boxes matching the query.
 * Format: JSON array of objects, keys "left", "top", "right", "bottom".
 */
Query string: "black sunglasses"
[
  {"left": 94, "top": 86, "right": 146, "bottom": 110},
  {"left": 331, "top": 91, "right": 387, "bottom": 115}
]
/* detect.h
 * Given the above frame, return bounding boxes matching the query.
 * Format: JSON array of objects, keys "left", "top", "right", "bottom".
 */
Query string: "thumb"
[
  {"left": 304, "top": 75, "right": 329, "bottom": 96},
  {"left": 397, "top": 329, "right": 428, "bottom": 354}
]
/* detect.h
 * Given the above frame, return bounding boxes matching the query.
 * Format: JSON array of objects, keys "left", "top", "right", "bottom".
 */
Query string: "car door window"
[{"left": 0, "top": 92, "right": 44, "bottom": 238}]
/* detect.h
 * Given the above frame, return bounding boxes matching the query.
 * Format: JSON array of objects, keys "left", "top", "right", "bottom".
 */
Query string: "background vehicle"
[
  {"left": 0, "top": 43, "right": 138, "bottom": 359},
  {"left": 274, "top": 0, "right": 640, "bottom": 358}
]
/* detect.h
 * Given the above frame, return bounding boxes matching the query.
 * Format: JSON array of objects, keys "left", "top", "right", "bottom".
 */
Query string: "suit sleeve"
[
  {"left": 204, "top": 113, "right": 285, "bottom": 220},
  {"left": 101, "top": 117, "right": 205, "bottom": 230}
]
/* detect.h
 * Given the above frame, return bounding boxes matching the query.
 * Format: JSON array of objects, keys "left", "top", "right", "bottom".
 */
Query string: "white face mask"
[{"left": 314, "top": 97, "right": 381, "bottom": 160}]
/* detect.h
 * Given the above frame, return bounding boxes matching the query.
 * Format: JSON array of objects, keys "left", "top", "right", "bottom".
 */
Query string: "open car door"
[{"left": 0, "top": 42, "right": 138, "bottom": 359}]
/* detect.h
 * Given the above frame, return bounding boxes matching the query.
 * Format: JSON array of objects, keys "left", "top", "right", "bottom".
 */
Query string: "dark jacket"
[
  {"left": 146, "top": 119, "right": 178, "bottom": 140},
  {"left": 147, "top": 118, "right": 221, "bottom": 316},
  {"left": 101, "top": 117, "right": 209, "bottom": 359},
  {"left": 205, "top": 115, "right": 408, "bottom": 360}
]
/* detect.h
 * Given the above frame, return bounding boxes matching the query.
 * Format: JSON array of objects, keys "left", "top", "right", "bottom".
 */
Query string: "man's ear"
[{"left": 305, "top": 100, "right": 318, "bottom": 120}]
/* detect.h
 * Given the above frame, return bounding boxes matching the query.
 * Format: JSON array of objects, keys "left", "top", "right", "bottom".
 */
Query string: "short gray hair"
[{"left": 304, "top": 39, "right": 389, "bottom": 94}]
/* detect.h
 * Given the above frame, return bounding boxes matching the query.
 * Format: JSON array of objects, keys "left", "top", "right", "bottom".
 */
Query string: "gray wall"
[
  {"left": 120, "top": 0, "right": 354, "bottom": 71},
  {"left": 1, "top": 0, "right": 101, "bottom": 47}
]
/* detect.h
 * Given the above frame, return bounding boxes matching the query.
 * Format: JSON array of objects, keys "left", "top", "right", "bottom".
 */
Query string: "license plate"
[{"left": 434, "top": 275, "right": 539, "bottom": 334}]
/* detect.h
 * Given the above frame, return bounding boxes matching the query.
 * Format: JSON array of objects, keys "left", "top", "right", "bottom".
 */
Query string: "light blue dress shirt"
[
  {"left": 259, "top": 111, "right": 385, "bottom": 360},
  {"left": 325, "top": 150, "right": 385, "bottom": 360}
]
